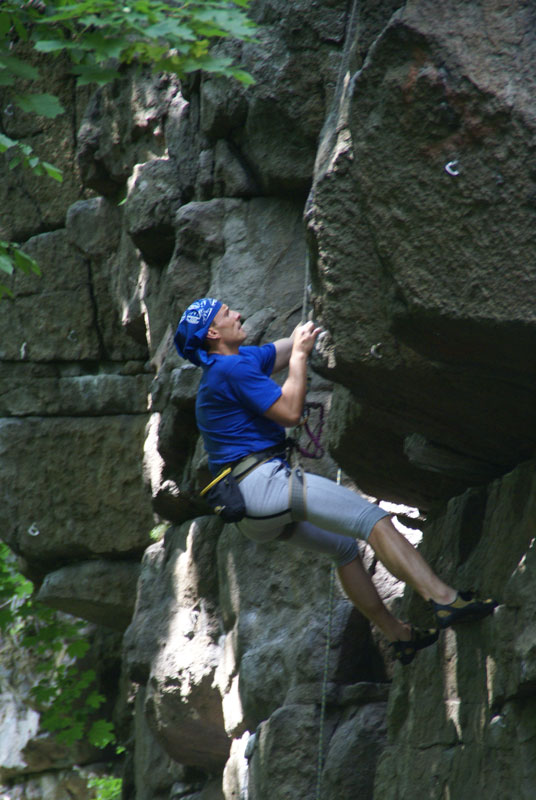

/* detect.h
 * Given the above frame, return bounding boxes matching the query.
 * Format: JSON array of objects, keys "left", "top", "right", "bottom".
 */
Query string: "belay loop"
[{"left": 297, "top": 401, "right": 325, "bottom": 460}]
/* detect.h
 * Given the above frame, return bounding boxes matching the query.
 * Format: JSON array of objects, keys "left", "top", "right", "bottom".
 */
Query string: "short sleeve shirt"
[{"left": 196, "top": 343, "right": 286, "bottom": 472}]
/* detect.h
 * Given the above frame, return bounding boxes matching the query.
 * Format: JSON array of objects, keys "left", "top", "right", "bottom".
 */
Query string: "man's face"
[{"left": 209, "top": 303, "right": 246, "bottom": 347}]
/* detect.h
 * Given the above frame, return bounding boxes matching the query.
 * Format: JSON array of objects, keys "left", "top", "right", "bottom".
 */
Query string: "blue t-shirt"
[{"left": 196, "top": 343, "right": 286, "bottom": 472}]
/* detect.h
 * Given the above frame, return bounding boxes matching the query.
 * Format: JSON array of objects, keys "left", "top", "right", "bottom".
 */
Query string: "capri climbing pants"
[{"left": 235, "top": 459, "right": 390, "bottom": 567}]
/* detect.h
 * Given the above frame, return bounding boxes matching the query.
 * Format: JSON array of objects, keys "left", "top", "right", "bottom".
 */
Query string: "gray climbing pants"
[{"left": 236, "top": 459, "right": 390, "bottom": 567}]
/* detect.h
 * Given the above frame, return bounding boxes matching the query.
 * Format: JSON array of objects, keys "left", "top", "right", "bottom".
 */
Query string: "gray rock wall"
[
  {"left": 1, "top": 1, "right": 535, "bottom": 799},
  {"left": 376, "top": 458, "right": 536, "bottom": 800},
  {"left": 308, "top": 0, "right": 536, "bottom": 509}
]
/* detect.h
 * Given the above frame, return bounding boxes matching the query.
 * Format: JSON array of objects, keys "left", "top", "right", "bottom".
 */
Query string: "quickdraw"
[{"left": 296, "top": 401, "right": 325, "bottom": 459}]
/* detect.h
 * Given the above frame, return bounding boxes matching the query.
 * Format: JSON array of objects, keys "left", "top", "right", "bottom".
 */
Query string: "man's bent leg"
[
  {"left": 337, "top": 555, "right": 411, "bottom": 642},
  {"left": 368, "top": 516, "right": 456, "bottom": 605}
]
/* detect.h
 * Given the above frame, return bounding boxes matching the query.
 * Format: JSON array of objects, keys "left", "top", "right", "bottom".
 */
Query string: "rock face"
[
  {"left": 1, "top": 1, "right": 535, "bottom": 799},
  {"left": 376, "top": 458, "right": 536, "bottom": 800},
  {"left": 308, "top": 0, "right": 536, "bottom": 509}
]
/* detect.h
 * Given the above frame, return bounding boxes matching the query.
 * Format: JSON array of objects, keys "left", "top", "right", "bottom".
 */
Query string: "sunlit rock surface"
[{"left": 1, "top": 1, "right": 535, "bottom": 799}]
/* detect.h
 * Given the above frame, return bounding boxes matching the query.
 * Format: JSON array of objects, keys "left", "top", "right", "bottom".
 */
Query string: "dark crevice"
[
  {"left": 223, "top": 137, "right": 262, "bottom": 195},
  {"left": 70, "top": 75, "right": 80, "bottom": 161},
  {"left": 85, "top": 257, "right": 107, "bottom": 359},
  {"left": 0, "top": 359, "right": 149, "bottom": 372},
  {"left": 4, "top": 411, "right": 150, "bottom": 419}
]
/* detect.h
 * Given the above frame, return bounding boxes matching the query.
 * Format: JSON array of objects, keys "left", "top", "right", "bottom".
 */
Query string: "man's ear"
[{"left": 205, "top": 326, "right": 219, "bottom": 340}]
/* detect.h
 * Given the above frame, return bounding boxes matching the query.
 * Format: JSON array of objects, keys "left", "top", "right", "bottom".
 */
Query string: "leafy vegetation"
[
  {"left": 0, "top": 542, "right": 124, "bottom": 797},
  {"left": 0, "top": 0, "right": 256, "bottom": 92},
  {"left": 0, "top": 542, "right": 117, "bottom": 749},
  {"left": 0, "top": 236, "right": 41, "bottom": 299},
  {"left": 87, "top": 774, "right": 123, "bottom": 800},
  {"left": 0, "top": 0, "right": 256, "bottom": 293}
]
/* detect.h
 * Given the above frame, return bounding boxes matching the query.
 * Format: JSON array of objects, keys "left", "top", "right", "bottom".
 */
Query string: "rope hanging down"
[
  {"left": 315, "top": 551, "right": 336, "bottom": 799},
  {"left": 294, "top": 252, "right": 326, "bottom": 460},
  {"left": 299, "top": 250, "right": 336, "bottom": 797},
  {"left": 296, "top": 402, "right": 325, "bottom": 459}
]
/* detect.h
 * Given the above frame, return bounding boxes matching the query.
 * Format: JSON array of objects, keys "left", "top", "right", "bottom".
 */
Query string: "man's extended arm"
[
  {"left": 271, "top": 334, "right": 294, "bottom": 373},
  {"left": 264, "top": 322, "right": 321, "bottom": 426}
]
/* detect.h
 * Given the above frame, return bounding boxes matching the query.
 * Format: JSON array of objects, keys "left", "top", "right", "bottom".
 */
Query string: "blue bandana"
[{"left": 174, "top": 298, "right": 222, "bottom": 366}]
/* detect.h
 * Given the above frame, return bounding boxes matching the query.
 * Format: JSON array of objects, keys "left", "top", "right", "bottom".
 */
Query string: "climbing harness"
[
  {"left": 199, "top": 466, "right": 245, "bottom": 522},
  {"left": 199, "top": 442, "right": 288, "bottom": 522},
  {"left": 288, "top": 462, "right": 307, "bottom": 521}
]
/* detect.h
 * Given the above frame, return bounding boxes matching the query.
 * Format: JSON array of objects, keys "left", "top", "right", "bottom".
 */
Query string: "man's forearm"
[
  {"left": 264, "top": 321, "right": 321, "bottom": 427},
  {"left": 272, "top": 336, "right": 294, "bottom": 372},
  {"left": 265, "top": 350, "right": 307, "bottom": 426}
]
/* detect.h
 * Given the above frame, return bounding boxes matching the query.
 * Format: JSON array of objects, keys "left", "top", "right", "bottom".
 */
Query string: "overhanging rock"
[{"left": 308, "top": 0, "right": 536, "bottom": 508}]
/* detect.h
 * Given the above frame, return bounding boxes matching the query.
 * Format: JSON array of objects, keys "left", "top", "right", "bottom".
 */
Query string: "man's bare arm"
[
  {"left": 271, "top": 335, "right": 294, "bottom": 373},
  {"left": 265, "top": 322, "right": 322, "bottom": 426}
]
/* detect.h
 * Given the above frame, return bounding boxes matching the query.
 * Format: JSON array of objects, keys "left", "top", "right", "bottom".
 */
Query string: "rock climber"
[{"left": 174, "top": 297, "right": 497, "bottom": 665}]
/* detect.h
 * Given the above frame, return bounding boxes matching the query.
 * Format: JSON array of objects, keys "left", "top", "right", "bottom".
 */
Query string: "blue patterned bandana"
[{"left": 174, "top": 298, "right": 222, "bottom": 366}]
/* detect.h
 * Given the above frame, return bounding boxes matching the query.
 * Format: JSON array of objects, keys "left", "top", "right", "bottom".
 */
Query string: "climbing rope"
[
  {"left": 301, "top": 251, "right": 311, "bottom": 324},
  {"left": 315, "top": 548, "right": 336, "bottom": 799},
  {"left": 296, "top": 401, "right": 325, "bottom": 459},
  {"left": 295, "top": 252, "right": 326, "bottom": 460},
  {"left": 299, "top": 244, "right": 336, "bottom": 795}
]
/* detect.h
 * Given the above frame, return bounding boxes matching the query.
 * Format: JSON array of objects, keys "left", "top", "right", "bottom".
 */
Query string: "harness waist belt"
[{"left": 230, "top": 441, "right": 288, "bottom": 482}]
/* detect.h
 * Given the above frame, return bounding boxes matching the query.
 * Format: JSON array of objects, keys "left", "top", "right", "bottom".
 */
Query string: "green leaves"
[
  {"left": 33, "top": 39, "right": 69, "bottom": 53},
  {"left": 0, "top": 133, "right": 63, "bottom": 182},
  {"left": 0, "top": 1, "right": 256, "bottom": 301},
  {"left": 13, "top": 245, "right": 40, "bottom": 275},
  {"left": 89, "top": 719, "right": 116, "bottom": 748},
  {"left": 0, "top": 133, "right": 18, "bottom": 151},
  {"left": 0, "top": 542, "right": 34, "bottom": 626},
  {"left": 42, "top": 160, "right": 63, "bottom": 181},
  {"left": 0, "top": 240, "right": 41, "bottom": 299},
  {"left": 0, "top": 53, "right": 39, "bottom": 79},
  {"left": 143, "top": 19, "right": 196, "bottom": 41},
  {"left": 67, "top": 639, "right": 91, "bottom": 658},
  {"left": 71, "top": 64, "right": 122, "bottom": 86},
  {"left": 2, "top": 0, "right": 257, "bottom": 93},
  {"left": 14, "top": 92, "right": 65, "bottom": 118},
  {"left": 87, "top": 775, "right": 123, "bottom": 800},
  {"left": 0, "top": 543, "right": 117, "bottom": 752}
]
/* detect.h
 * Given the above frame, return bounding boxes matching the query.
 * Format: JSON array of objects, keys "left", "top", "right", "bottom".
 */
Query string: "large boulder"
[
  {"left": 124, "top": 519, "right": 229, "bottom": 771},
  {"left": 76, "top": 73, "right": 177, "bottom": 196},
  {"left": 308, "top": 0, "right": 536, "bottom": 509},
  {"left": 0, "top": 415, "right": 153, "bottom": 571},
  {"left": 0, "top": 231, "right": 101, "bottom": 363},
  {"left": 36, "top": 560, "right": 141, "bottom": 631}
]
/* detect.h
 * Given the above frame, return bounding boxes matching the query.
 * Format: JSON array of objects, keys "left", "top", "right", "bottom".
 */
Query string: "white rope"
[
  {"left": 301, "top": 251, "right": 310, "bottom": 324},
  {"left": 314, "top": 470, "right": 340, "bottom": 799}
]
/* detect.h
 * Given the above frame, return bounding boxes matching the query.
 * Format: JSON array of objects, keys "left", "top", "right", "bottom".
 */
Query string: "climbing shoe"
[
  {"left": 431, "top": 590, "right": 497, "bottom": 629},
  {"left": 389, "top": 626, "right": 440, "bottom": 666}
]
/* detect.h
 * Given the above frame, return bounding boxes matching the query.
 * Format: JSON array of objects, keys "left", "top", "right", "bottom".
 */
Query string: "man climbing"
[{"left": 174, "top": 297, "right": 497, "bottom": 665}]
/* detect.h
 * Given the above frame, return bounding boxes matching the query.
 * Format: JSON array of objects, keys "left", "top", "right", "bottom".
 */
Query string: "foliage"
[
  {"left": 0, "top": 542, "right": 117, "bottom": 749},
  {"left": 0, "top": 236, "right": 41, "bottom": 299},
  {"left": 87, "top": 775, "right": 123, "bottom": 800},
  {"left": 0, "top": 0, "right": 257, "bottom": 89},
  {"left": 0, "top": 540, "right": 34, "bottom": 630},
  {"left": 0, "top": 132, "right": 63, "bottom": 179},
  {"left": 0, "top": 0, "right": 256, "bottom": 290},
  {"left": 150, "top": 522, "right": 170, "bottom": 541}
]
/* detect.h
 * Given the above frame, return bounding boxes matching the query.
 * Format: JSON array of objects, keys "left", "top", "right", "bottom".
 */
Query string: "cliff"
[{"left": 1, "top": 1, "right": 535, "bottom": 798}]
